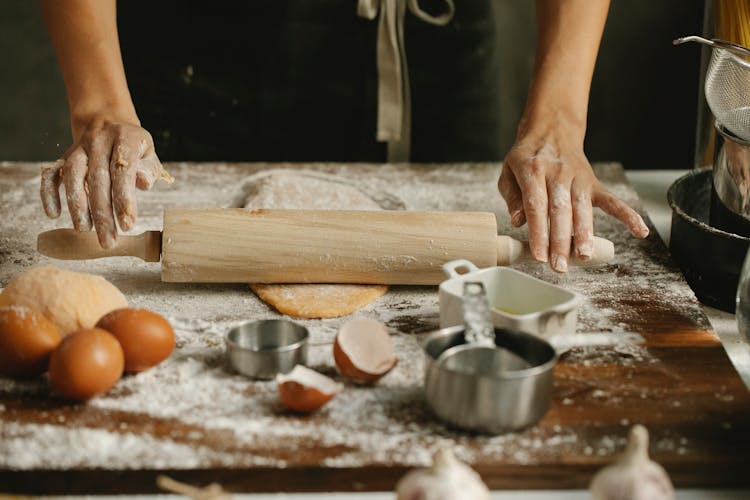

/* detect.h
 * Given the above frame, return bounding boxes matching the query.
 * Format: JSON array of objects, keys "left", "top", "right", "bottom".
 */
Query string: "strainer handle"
[{"left": 673, "top": 35, "right": 750, "bottom": 59}]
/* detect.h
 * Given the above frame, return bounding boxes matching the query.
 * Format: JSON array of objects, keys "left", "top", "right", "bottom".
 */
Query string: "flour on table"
[
  {"left": 242, "top": 170, "right": 382, "bottom": 212},
  {"left": 243, "top": 170, "right": 388, "bottom": 319},
  {"left": 0, "top": 162, "right": 724, "bottom": 477}
]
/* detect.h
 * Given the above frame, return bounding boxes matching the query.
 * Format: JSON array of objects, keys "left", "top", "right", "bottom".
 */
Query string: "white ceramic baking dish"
[{"left": 438, "top": 260, "right": 580, "bottom": 339}]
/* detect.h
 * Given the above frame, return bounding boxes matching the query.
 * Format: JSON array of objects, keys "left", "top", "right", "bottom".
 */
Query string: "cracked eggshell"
[
  {"left": 277, "top": 365, "right": 343, "bottom": 413},
  {"left": 333, "top": 317, "right": 397, "bottom": 384}
]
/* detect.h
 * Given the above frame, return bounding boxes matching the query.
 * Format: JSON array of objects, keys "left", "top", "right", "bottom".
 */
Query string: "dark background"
[{"left": 0, "top": 0, "right": 704, "bottom": 168}]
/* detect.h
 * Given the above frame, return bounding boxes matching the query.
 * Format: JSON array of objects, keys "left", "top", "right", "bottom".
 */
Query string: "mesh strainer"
[{"left": 674, "top": 35, "right": 750, "bottom": 142}]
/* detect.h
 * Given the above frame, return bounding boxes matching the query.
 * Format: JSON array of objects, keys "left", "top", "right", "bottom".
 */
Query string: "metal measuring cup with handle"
[{"left": 423, "top": 280, "right": 644, "bottom": 433}]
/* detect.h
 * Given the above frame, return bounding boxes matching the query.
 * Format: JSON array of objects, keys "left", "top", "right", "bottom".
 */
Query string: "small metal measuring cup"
[
  {"left": 225, "top": 319, "right": 309, "bottom": 379},
  {"left": 423, "top": 282, "right": 556, "bottom": 433},
  {"left": 424, "top": 325, "right": 557, "bottom": 434},
  {"left": 423, "top": 281, "right": 643, "bottom": 433}
]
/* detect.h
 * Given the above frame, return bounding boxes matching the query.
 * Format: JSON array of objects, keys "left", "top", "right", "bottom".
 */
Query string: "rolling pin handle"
[
  {"left": 37, "top": 229, "right": 162, "bottom": 262},
  {"left": 572, "top": 236, "right": 615, "bottom": 267},
  {"left": 495, "top": 235, "right": 615, "bottom": 267},
  {"left": 496, "top": 236, "right": 525, "bottom": 266}
]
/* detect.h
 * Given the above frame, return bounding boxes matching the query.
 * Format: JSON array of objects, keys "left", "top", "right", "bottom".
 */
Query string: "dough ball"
[{"left": 0, "top": 266, "right": 128, "bottom": 336}]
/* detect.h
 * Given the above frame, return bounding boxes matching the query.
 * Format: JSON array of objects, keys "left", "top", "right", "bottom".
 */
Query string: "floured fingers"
[
  {"left": 498, "top": 164, "right": 526, "bottom": 227},
  {"left": 135, "top": 152, "right": 171, "bottom": 190},
  {"left": 110, "top": 142, "right": 139, "bottom": 231},
  {"left": 86, "top": 134, "right": 117, "bottom": 248},
  {"left": 548, "top": 181, "right": 573, "bottom": 273},
  {"left": 594, "top": 189, "right": 649, "bottom": 238},
  {"left": 62, "top": 147, "right": 92, "bottom": 231},
  {"left": 40, "top": 159, "right": 64, "bottom": 218},
  {"left": 571, "top": 179, "right": 594, "bottom": 260}
]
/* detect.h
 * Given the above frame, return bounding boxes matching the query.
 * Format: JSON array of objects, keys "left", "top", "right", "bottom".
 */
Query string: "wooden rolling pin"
[{"left": 37, "top": 209, "right": 614, "bottom": 285}]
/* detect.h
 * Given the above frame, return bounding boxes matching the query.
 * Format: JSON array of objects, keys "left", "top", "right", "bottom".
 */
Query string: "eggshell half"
[
  {"left": 277, "top": 365, "right": 342, "bottom": 413},
  {"left": 333, "top": 317, "right": 397, "bottom": 384}
]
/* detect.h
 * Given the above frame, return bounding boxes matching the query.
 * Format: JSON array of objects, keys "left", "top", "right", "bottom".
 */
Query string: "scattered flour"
[{"left": 0, "top": 162, "right": 722, "bottom": 473}]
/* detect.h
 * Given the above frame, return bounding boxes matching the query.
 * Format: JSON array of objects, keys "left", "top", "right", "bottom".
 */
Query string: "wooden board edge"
[{"left": 2, "top": 462, "right": 750, "bottom": 494}]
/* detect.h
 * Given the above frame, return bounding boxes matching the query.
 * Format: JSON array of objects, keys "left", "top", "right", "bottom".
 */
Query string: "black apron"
[{"left": 117, "top": 0, "right": 500, "bottom": 162}]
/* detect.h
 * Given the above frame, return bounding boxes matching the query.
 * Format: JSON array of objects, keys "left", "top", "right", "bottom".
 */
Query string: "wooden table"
[{"left": 1, "top": 162, "right": 749, "bottom": 494}]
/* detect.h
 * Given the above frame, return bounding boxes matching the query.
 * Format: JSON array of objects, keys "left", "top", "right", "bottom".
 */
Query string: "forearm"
[
  {"left": 499, "top": 0, "right": 648, "bottom": 272},
  {"left": 522, "top": 0, "right": 610, "bottom": 136},
  {"left": 39, "top": 0, "right": 138, "bottom": 138}
]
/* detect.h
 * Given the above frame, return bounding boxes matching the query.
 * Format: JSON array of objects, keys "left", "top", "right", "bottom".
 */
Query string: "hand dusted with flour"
[
  {"left": 499, "top": 137, "right": 649, "bottom": 274},
  {"left": 40, "top": 121, "right": 173, "bottom": 249},
  {"left": 38, "top": 1, "right": 174, "bottom": 249},
  {"left": 498, "top": 0, "right": 649, "bottom": 273}
]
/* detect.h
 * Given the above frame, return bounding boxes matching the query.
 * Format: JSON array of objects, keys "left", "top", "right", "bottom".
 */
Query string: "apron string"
[{"left": 358, "top": 0, "right": 455, "bottom": 162}]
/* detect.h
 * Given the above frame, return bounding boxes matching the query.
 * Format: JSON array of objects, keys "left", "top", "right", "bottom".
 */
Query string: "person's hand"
[
  {"left": 498, "top": 118, "right": 649, "bottom": 273},
  {"left": 41, "top": 119, "right": 172, "bottom": 248}
]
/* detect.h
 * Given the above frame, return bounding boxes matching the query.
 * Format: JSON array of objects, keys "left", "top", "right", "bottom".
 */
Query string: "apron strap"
[{"left": 358, "top": 0, "right": 455, "bottom": 162}]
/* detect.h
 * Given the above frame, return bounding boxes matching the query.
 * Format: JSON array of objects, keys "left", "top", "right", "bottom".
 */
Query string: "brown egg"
[
  {"left": 96, "top": 308, "right": 175, "bottom": 373},
  {"left": 49, "top": 328, "right": 124, "bottom": 401},
  {"left": 0, "top": 306, "right": 61, "bottom": 377}
]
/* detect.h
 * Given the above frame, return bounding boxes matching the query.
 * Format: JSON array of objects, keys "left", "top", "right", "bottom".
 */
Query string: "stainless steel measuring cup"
[
  {"left": 423, "top": 326, "right": 557, "bottom": 433},
  {"left": 225, "top": 319, "right": 309, "bottom": 379},
  {"left": 426, "top": 275, "right": 642, "bottom": 433}
]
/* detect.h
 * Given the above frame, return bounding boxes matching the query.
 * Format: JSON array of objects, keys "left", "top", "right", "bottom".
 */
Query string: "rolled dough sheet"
[
  {"left": 249, "top": 283, "right": 387, "bottom": 319},
  {"left": 243, "top": 170, "right": 389, "bottom": 319}
]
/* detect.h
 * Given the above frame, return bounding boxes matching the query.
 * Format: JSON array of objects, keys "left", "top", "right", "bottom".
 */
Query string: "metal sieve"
[{"left": 674, "top": 36, "right": 750, "bottom": 142}]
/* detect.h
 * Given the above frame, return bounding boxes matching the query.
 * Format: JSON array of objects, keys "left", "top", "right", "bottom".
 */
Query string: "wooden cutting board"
[{"left": 1, "top": 162, "right": 749, "bottom": 494}]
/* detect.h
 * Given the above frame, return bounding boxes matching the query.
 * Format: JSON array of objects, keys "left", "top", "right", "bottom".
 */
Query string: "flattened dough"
[
  {"left": 249, "top": 284, "right": 387, "bottom": 319},
  {"left": 243, "top": 170, "right": 388, "bottom": 319}
]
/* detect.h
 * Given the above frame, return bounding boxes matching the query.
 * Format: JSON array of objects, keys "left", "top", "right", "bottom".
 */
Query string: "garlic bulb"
[
  {"left": 590, "top": 425, "right": 674, "bottom": 500},
  {"left": 395, "top": 448, "right": 490, "bottom": 500}
]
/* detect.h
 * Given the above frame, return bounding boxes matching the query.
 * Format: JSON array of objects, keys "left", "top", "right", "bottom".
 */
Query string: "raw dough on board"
[
  {"left": 250, "top": 284, "right": 388, "bottom": 319},
  {"left": 243, "top": 171, "right": 388, "bottom": 319},
  {"left": 0, "top": 266, "right": 127, "bottom": 336}
]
